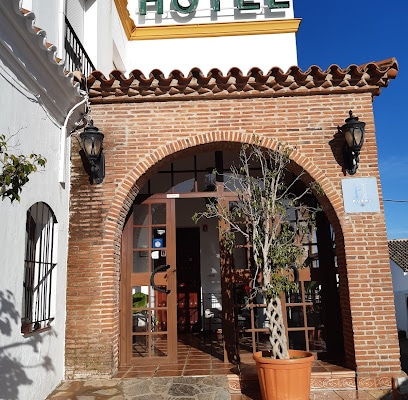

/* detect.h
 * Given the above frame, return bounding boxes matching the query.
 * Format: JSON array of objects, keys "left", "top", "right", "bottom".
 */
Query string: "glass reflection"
[
  {"left": 151, "top": 334, "right": 168, "bottom": 357},
  {"left": 133, "top": 204, "right": 148, "bottom": 225},
  {"left": 133, "top": 251, "right": 148, "bottom": 273},
  {"left": 171, "top": 175, "right": 195, "bottom": 193},
  {"left": 132, "top": 335, "right": 148, "bottom": 356},
  {"left": 133, "top": 227, "right": 148, "bottom": 248},
  {"left": 151, "top": 204, "right": 166, "bottom": 224}
]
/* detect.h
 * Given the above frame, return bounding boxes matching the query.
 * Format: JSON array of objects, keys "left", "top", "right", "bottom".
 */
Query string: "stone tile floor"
[
  {"left": 46, "top": 376, "right": 397, "bottom": 399},
  {"left": 46, "top": 335, "right": 408, "bottom": 399},
  {"left": 47, "top": 376, "right": 231, "bottom": 400}
]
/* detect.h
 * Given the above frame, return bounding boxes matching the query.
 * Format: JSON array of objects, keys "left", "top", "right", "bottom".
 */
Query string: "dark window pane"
[
  {"left": 287, "top": 306, "right": 304, "bottom": 327},
  {"left": 133, "top": 252, "right": 149, "bottom": 273},
  {"left": 172, "top": 175, "right": 195, "bottom": 193},
  {"left": 133, "top": 204, "right": 148, "bottom": 225},
  {"left": 133, "top": 227, "right": 148, "bottom": 249},
  {"left": 151, "top": 204, "right": 166, "bottom": 225},
  {"left": 288, "top": 331, "right": 306, "bottom": 350}
]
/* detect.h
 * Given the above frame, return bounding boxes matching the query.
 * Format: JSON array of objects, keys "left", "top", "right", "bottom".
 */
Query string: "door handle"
[{"left": 150, "top": 264, "right": 171, "bottom": 295}]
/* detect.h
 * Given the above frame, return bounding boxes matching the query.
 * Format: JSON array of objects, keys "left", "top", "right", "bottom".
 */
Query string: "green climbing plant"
[{"left": 0, "top": 134, "right": 46, "bottom": 202}]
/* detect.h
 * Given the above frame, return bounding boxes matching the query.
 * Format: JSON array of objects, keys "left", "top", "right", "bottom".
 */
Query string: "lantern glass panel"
[
  {"left": 344, "top": 129, "right": 354, "bottom": 147},
  {"left": 353, "top": 128, "right": 363, "bottom": 147},
  {"left": 82, "top": 134, "right": 102, "bottom": 157},
  {"left": 92, "top": 137, "right": 102, "bottom": 156},
  {"left": 83, "top": 137, "right": 94, "bottom": 155}
]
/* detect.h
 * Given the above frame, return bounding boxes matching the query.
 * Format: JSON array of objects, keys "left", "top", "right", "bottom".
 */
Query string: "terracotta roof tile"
[
  {"left": 81, "top": 58, "right": 398, "bottom": 103},
  {"left": 389, "top": 239, "right": 408, "bottom": 272}
]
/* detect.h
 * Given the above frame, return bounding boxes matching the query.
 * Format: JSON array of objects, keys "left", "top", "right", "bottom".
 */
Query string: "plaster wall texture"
[
  {"left": 18, "top": 1, "right": 298, "bottom": 80},
  {"left": 19, "top": 0, "right": 114, "bottom": 73},
  {"left": 111, "top": 0, "right": 299, "bottom": 76},
  {"left": 391, "top": 260, "right": 408, "bottom": 334},
  {"left": 391, "top": 260, "right": 408, "bottom": 293},
  {"left": 122, "top": 0, "right": 297, "bottom": 76},
  {"left": 0, "top": 59, "right": 70, "bottom": 400},
  {"left": 84, "top": 0, "right": 115, "bottom": 75},
  {"left": 112, "top": 2, "right": 129, "bottom": 71},
  {"left": 123, "top": 32, "right": 298, "bottom": 76},
  {"left": 20, "top": 0, "right": 61, "bottom": 51}
]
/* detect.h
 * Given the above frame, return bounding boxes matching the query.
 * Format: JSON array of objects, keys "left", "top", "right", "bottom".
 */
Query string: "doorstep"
[{"left": 310, "top": 359, "right": 356, "bottom": 390}]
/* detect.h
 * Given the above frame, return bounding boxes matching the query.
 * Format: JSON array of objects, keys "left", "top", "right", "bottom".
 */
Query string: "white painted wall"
[
  {"left": 66, "top": 0, "right": 86, "bottom": 41},
  {"left": 21, "top": 0, "right": 114, "bottom": 73},
  {"left": 125, "top": 32, "right": 297, "bottom": 76},
  {"left": 21, "top": 0, "right": 66, "bottom": 60},
  {"left": 84, "top": 0, "right": 115, "bottom": 74},
  {"left": 21, "top": 0, "right": 61, "bottom": 51},
  {"left": 112, "top": 3, "right": 129, "bottom": 71},
  {"left": 21, "top": 0, "right": 298, "bottom": 78},
  {"left": 109, "top": 0, "right": 298, "bottom": 76},
  {"left": 0, "top": 60, "right": 70, "bottom": 400},
  {"left": 391, "top": 260, "right": 408, "bottom": 335},
  {"left": 0, "top": 1, "right": 85, "bottom": 396}
]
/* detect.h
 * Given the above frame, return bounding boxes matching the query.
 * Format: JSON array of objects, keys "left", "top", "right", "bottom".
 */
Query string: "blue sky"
[{"left": 294, "top": 0, "right": 408, "bottom": 239}]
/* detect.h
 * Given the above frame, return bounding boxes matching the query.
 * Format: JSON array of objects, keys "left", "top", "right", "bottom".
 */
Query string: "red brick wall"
[{"left": 66, "top": 91, "right": 402, "bottom": 387}]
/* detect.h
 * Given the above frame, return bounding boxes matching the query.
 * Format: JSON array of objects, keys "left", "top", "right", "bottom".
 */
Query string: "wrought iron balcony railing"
[{"left": 64, "top": 16, "right": 95, "bottom": 77}]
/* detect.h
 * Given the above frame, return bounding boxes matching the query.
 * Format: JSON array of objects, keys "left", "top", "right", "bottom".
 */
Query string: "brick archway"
[
  {"left": 108, "top": 133, "right": 343, "bottom": 237},
  {"left": 110, "top": 135, "right": 349, "bottom": 362}
]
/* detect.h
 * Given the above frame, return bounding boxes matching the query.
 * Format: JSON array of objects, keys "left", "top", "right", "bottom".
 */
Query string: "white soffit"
[{"left": 0, "top": 0, "right": 84, "bottom": 126}]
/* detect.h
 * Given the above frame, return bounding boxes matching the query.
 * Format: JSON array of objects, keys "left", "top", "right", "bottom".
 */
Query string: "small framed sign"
[
  {"left": 342, "top": 177, "right": 380, "bottom": 214},
  {"left": 153, "top": 238, "right": 163, "bottom": 248}
]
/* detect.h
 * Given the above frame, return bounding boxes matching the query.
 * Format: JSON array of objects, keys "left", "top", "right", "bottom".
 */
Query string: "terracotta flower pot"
[{"left": 253, "top": 349, "right": 314, "bottom": 400}]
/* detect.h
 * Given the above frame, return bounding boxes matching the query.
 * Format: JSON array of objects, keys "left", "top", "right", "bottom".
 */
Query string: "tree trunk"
[{"left": 266, "top": 295, "right": 289, "bottom": 359}]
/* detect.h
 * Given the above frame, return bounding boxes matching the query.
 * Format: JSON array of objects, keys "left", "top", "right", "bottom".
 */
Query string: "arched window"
[{"left": 21, "top": 202, "right": 57, "bottom": 334}]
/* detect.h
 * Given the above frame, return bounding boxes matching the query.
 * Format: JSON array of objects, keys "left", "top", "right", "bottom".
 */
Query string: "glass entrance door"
[{"left": 120, "top": 197, "right": 177, "bottom": 364}]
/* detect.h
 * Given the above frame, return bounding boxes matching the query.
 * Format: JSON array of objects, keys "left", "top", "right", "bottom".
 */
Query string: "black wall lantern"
[
  {"left": 341, "top": 110, "right": 366, "bottom": 175},
  {"left": 79, "top": 120, "right": 105, "bottom": 184}
]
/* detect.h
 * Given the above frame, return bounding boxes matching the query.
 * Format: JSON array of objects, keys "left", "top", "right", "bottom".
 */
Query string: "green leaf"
[{"left": 0, "top": 133, "right": 47, "bottom": 202}]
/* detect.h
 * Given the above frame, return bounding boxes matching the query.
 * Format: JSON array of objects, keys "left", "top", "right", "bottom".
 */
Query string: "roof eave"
[
  {"left": 0, "top": 0, "right": 85, "bottom": 127},
  {"left": 79, "top": 58, "right": 398, "bottom": 104}
]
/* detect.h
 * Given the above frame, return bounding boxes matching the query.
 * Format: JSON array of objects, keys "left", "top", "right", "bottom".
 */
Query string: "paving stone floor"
[
  {"left": 47, "top": 376, "right": 231, "bottom": 400},
  {"left": 46, "top": 335, "right": 408, "bottom": 399},
  {"left": 46, "top": 376, "right": 397, "bottom": 400}
]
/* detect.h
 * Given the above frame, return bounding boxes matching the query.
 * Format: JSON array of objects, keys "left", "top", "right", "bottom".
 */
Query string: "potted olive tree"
[{"left": 194, "top": 138, "right": 321, "bottom": 400}]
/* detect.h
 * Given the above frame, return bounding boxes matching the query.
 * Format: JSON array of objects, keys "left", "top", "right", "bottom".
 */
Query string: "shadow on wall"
[{"left": 0, "top": 290, "right": 56, "bottom": 399}]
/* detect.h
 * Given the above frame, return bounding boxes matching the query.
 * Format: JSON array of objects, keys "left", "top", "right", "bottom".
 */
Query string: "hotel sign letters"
[{"left": 139, "top": 0, "right": 289, "bottom": 15}]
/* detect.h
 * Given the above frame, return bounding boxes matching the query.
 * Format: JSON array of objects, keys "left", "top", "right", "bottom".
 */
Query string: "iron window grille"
[{"left": 21, "top": 202, "right": 57, "bottom": 334}]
